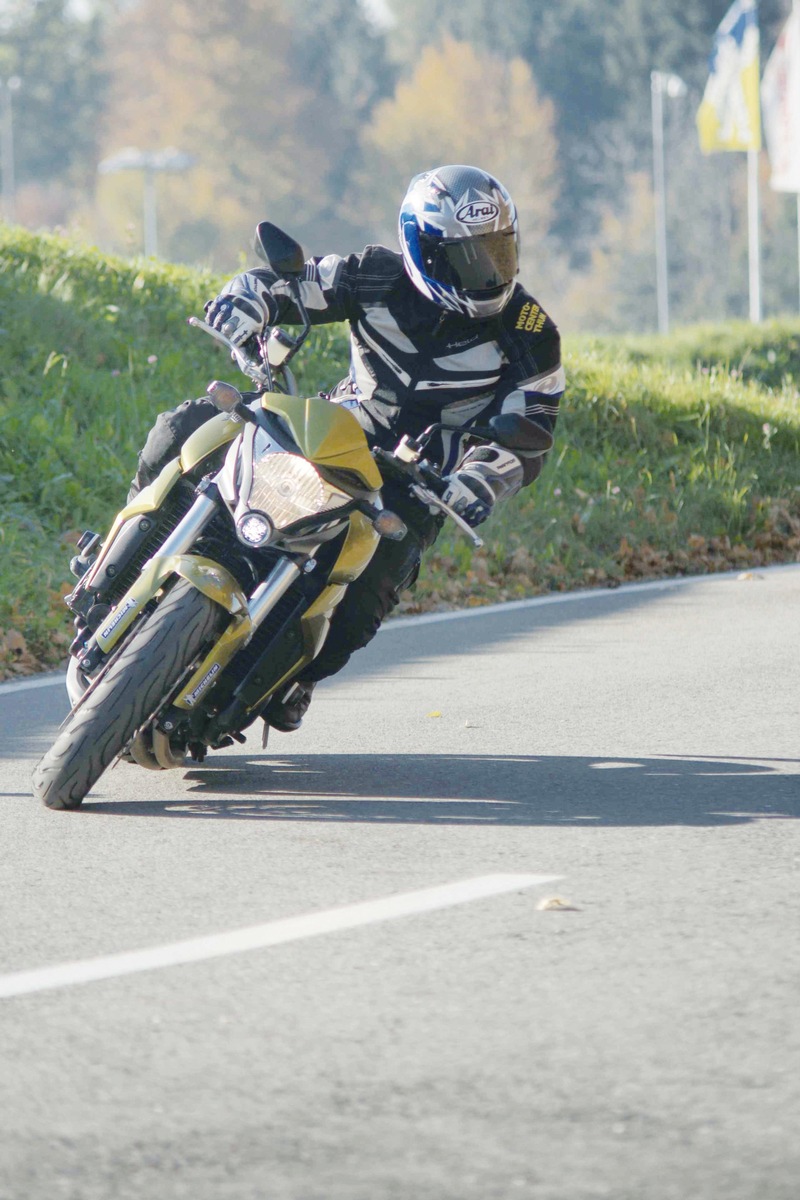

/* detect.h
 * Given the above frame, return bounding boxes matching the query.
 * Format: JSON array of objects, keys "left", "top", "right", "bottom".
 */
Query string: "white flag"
[{"left": 761, "top": 6, "right": 800, "bottom": 192}]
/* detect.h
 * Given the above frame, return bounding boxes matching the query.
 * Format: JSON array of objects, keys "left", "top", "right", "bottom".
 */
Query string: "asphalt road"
[{"left": 1, "top": 566, "right": 798, "bottom": 1200}]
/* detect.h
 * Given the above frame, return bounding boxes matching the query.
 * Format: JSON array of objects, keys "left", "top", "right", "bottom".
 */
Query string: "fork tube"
[
  {"left": 152, "top": 493, "right": 219, "bottom": 559},
  {"left": 247, "top": 559, "right": 302, "bottom": 627}
]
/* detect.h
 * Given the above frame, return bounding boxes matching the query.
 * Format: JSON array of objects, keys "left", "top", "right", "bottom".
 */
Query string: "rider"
[{"left": 130, "top": 164, "right": 565, "bottom": 732}]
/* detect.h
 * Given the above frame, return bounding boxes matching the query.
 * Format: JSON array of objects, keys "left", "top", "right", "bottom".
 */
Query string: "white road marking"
[
  {"left": 383, "top": 563, "right": 800, "bottom": 630},
  {"left": 0, "top": 672, "right": 67, "bottom": 696},
  {"left": 5, "top": 564, "right": 797, "bottom": 694},
  {"left": 0, "top": 873, "right": 560, "bottom": 999}
]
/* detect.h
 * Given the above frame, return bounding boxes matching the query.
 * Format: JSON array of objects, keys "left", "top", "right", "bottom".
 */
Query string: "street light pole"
[
  {"left": 650, "top": 70, "right": 687, "bottom": 335},
  {"left": 97, "top": 147, "right": 195, "bottom": 258},
  {"left": 143, "top": 165, "right": 158, "bottom": 257},
  {"left": 0, "top": 76, "right": 22, "bottom": 225}
]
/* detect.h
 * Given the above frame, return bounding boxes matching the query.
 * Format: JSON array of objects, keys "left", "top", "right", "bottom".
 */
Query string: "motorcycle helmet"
[{"left": 398, "top": 164, "right": 520, "bottom": 319}]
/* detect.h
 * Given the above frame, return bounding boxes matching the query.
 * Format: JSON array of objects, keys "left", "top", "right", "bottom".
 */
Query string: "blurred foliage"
[
  {"left": 0, "top": 0, "right": 107, "bottom": 203},
  {"left": 4, "top": 0, "right": 800, "bottom": 330},
  {"left": 357, "top": 36, "right": 563, "bottom": 296},
  {"left": 96, "top": 0, "right": 324, "bottom": 263}
]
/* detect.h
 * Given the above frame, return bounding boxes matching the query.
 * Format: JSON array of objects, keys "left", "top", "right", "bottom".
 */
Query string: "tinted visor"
[{"left": 419, "top": 229, "right": 518, "bottom": 293}]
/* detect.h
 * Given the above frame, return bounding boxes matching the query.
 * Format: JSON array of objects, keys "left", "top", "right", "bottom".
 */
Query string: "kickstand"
[{"left": 261, "top": 719, "right": 270, "bottom": 749}]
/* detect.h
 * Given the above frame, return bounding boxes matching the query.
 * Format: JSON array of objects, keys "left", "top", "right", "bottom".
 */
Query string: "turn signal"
[
  {"left": 373, "top": 510, "right": 407, "bottom": 541},
  {"left": 206, "top": 380, "right": 243, "bottom": 412}
]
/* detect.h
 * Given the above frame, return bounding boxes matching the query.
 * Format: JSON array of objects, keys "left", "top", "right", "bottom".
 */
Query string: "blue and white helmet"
[{"left": 399, "top": 165, "right": 520, "bottom": 320}]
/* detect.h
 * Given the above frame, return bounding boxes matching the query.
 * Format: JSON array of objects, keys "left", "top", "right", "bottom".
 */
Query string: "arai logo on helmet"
[{"left": 455, "top": 200, "right": 500, "bottom": 226}]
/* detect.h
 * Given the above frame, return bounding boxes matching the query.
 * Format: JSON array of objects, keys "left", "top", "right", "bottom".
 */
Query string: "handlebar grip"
[
  {"left": 417, "top": 460, "right": 447, "bottom": 497},
  {"left": 373, "top": 447, "right": 448, "bottom": 495}
]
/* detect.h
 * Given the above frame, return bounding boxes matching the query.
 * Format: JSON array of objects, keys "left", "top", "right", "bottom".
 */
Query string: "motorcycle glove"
[
  {"left": 442, "top": 471, "right": 495, "bottom": 527},
  {"left": 205, "top": 272, "right": 278, "bottom": 347},
  {"left": 443, "top": 445, "right": 525, "bottom": 528}
]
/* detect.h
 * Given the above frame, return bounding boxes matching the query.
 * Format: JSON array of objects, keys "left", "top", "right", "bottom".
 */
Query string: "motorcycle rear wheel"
[{"left": 32, "top": 581, "right": 224, "bottom": 810}]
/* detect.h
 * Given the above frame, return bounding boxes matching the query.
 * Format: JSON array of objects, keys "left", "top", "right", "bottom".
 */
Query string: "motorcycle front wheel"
[{"left": 32, "top": 580, "right": 224, "bottom": 810}]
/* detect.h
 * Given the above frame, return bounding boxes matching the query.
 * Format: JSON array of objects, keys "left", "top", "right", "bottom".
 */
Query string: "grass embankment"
[{"left": 1, "top": 226, "right": 798, "bottom": 680}]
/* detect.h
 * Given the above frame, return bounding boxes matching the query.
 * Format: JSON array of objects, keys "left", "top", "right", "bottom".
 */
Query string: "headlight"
[{"left": 247, "top": 452, "right": 350, "bottom": 529}]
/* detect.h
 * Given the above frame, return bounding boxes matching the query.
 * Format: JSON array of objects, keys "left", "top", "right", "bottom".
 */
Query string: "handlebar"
[
  {"left": 189, "top": 274, "right": 312, "bottom": 390},
  {"left": 188, "top": 317, "right": 273, "bottom": 388},
  {"left": 373, "top": 444, "right": 484, "bottom": 549}
]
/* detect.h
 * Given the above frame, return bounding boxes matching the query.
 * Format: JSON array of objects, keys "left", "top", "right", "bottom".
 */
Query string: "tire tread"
[{"left": 32, "top": 582, "right": 222, "bottom": 809}]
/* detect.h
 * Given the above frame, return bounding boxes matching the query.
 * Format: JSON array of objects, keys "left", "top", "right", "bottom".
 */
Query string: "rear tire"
[{"left": 32, "top": 581, "right": 224, "bottom": 809}]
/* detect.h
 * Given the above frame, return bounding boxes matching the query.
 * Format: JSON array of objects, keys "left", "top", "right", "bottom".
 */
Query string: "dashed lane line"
[{"left": 0, "top": 873, "right": 560, "bottom": 999}]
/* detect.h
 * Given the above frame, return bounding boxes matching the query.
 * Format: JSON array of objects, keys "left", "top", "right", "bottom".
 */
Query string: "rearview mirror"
[
  {"left": 487, "top": 412, "right": 554, "bottom": 454},
  {"left": 254, "top": 222, "right": 306, "bottom": 276}
]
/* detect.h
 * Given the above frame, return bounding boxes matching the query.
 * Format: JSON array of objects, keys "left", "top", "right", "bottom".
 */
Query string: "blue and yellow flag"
[{"left": 697, "top": 0, "right": 762, "bottom": 153}]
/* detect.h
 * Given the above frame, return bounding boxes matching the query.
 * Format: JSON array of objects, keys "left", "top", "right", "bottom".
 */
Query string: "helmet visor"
[{"left": 419, "top": 229, "right": 518, "bottom": 293}]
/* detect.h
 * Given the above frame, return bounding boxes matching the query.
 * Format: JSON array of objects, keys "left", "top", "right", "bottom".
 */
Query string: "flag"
[
  {"left": 761, "top": 5, "right": 800, "bottom": 192},
  {"left": 697, "top": 0, "right": 762, "bottom": 153}
]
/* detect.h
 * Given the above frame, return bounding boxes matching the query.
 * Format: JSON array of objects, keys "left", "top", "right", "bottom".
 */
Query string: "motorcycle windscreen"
[{"left": 262, "top": 394, "right": 382, "bottom": 491}]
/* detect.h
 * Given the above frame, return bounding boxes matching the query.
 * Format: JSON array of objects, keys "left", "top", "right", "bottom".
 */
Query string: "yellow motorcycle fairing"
[
  {"left": 258, "top": 393, "right": 385, "bottom": 584},
  {"left": 228, "top": 401, "right": 385, "bottom": 709},
  {"left": 83, "top": 411, "right": 243, "bottom": 590},
  {"left": 244, "top": 588, "right": 344, "bottom": 709},
  {"left": 227, "top": 510, "right": 382, "bottom": 716},
  {"left": 327, "top": 509, "right": 380, "bottom": 584},
  {"left": 261, "top": 393, "right": 384, "bottom": 492}
]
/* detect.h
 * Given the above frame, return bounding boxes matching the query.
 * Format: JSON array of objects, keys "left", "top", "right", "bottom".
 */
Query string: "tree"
[
  {"left": 289, "top": 0, "right": 396, "bottom": 249},
  {"left": 380, "top": 0, "right": 792, "bottom": 267},
  {"left": 384, "top": 0, "right": 533, "bottom": 66},
  {"left": 0, "top": 0, "right": 108, "bottom": 223},
  {"left": 94, "top": 0, "right": 366, "bottom": 265},
  {"left": 560, "top": 171, "right": 657, "bottom": 332},
  {"left": 357, "top": 36, "right": 563, "bottom": 301}
]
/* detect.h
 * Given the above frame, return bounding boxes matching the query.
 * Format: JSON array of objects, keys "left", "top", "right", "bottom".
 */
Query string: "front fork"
[
  {"left": 131, "top": 554, "right": 305, "bottom": 770},
  {"left": 67, "top": 488, "right": 233, "bottom": 706},
  {"left": 168, "top": 555, "right": 302, "bottom": 712},
  {"left": 66, "top": 487, "right": 310, "bottom": 738}
]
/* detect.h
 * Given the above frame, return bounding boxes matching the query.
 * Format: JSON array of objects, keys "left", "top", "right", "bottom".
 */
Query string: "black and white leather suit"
[{"left": 131, "top": 244, "right": 564, "bottom": 683}]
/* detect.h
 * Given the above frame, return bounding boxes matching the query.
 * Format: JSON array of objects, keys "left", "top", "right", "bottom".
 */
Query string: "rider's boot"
[{"left": 263, "top": 680, "right": 316, "bottom": 733}]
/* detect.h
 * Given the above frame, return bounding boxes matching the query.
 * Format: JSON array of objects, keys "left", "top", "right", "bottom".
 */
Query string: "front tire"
[{"left": 32, "top": 581, "right": 224, "bottom": 809}]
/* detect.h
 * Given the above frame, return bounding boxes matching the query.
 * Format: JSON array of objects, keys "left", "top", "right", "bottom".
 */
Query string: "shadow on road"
[{"left": 76, "top": 752, "right": 800, "bottom": 827}]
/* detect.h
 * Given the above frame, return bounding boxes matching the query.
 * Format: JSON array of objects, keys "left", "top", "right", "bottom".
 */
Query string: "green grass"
[
  {"left": 414, "top": 335, "right": 800, "bottom": 610},
  {"left": 612, "top": 319, "right": 800, "bottom": 391},
  {"left": 1, "top": 225, "right": 799, "bottom": 676}
]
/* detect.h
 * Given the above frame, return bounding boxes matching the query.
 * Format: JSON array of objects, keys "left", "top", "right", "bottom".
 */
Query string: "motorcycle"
[{"left": 32, "top": 221, "right": 553, "bottom": 809}]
